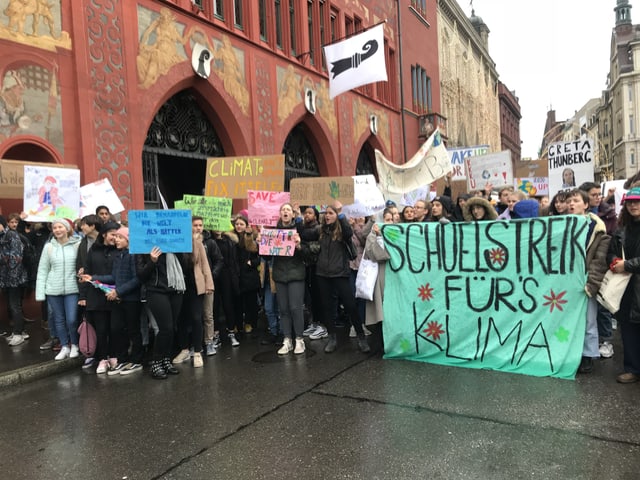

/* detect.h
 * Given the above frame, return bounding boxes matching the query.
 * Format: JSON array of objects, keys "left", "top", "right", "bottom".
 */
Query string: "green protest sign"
[
  {"left": 382, "top": 216, "right": 589, "bottom": 379},
  {"left": 182, "top": 195, "right": 232, "bottom": 231}
]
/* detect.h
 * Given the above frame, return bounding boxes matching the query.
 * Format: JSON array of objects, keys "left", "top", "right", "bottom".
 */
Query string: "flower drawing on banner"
[
  {"left": 273, "top": 236, "right": 283, "bottom": 248},
  {"left": 554, "top": 326, "right": 570, "bottom": 343},
  {"left": 418, "top": 283, "right": 434, "bottom": 301},
  {"left": 542, "top": 289, "right": 568, "bottom": 313},
  {"left": 423, "top": 321, "right": 445, "bottom": 341},
  {"left": 487, "top": 247, "right": 507, "bottom": 267}
]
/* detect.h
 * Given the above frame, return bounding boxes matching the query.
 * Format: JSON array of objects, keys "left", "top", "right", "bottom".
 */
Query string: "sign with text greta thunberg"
[
  {"left": 382, "top": 216, "right": 589, "bottom": 379},
  {"left": 547, "top": 139, "right": 594, "bottom": 197}
]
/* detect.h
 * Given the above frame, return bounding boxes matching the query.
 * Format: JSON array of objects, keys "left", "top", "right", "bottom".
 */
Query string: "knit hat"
[
  {"left": 432, "top": 195, "right": 453, "bottom": 215},
  {"left": 116, "top": 227, "right": 129, "bottom": 242},
  {"left": 239, "top": 209, "right": 249, "bottom": 219},
  {"left": 51, "top": 217, "right": 73, "bottom": 233},
  {"left": 511, "top": 199, "right": 540, "bottom": 219},
  {"left": 622, "top": 186, "right": 640, "bottom": 203},
  {"left": 385, "top": 199, "right": 396, "bottom": 207},
  {"left": 100, "top": 221, "right": 121, "bottom": 234}
]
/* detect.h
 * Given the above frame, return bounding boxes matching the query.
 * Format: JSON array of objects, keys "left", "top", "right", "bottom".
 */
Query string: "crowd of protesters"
[{"left": 1, "top": 175, "right": 640, "bottom": 384}]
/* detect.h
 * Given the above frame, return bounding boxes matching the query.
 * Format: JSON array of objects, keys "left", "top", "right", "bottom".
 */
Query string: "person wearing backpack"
[{"left": 0, "top": 215, "right": 29, "bottom": 345}]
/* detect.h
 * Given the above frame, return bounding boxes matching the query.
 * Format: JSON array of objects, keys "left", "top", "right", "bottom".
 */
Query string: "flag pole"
[{"left": 396, "top": 0, "right": 408, "bottom": 163}]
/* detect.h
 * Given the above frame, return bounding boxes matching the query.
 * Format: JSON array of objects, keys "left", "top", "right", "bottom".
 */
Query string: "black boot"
[
  {"left": 324, "top": 333, "right": 337, "bottom": 353},
  {"left": 357, "top": 334, "right": 371, "bottom": 353},
  {"left": 162, "top": 358, "right": 180, "bottom": 375},
  {"left": 150, "top": 360, "right": 167, "bottom": 380}
]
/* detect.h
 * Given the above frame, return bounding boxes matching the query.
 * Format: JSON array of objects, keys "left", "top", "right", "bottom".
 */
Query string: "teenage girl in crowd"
[
  {"left": 302, "top": 202, "right": 370, "bottom": 354},
  {"left": 136, "top": 246, "right": 185, "bottom": 379},
  {"left": 300, "top": 206, "right": 327, "bottom": 340},
  {"left": 271, "top": 203, "right": 306, "bottom": 355},
  {"left": 78, "top": 221, "right": 119, "bottom": 373},
  {"left": 0, "top": 215, "right": 28, "bottom": 346},
  {"left": 212, "top": 228, "right": 241, "bottom": 346},
  {"left": 233, "top": 215, "right": 260, "bottom": 336},
  {"left": 35, "top": 218, "right": 81, "bottom": 360},
  {"left": 172, "top": 229, "right": 214, "bottom": 368}
]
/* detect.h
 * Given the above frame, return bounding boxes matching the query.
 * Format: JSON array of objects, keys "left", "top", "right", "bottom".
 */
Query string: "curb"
[{"left": 0, "top": 358, "right": 82, "bottom": 389}]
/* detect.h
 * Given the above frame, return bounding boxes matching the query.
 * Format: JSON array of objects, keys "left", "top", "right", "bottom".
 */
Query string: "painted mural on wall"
[
  {"left": 0, "top": 0, "right": 71, "bottom": 50},
  {"left": 353, "top": 97, "right": 389, "bottom": 153},
  {"left": 136, "top": 6, "right": 187, "bottom": 89},
  {"left": 210, "top": 34, "right": 249, "bottom": 115},
  {"left": 0, "top": 65, "right": 63, "bottom": 153}
]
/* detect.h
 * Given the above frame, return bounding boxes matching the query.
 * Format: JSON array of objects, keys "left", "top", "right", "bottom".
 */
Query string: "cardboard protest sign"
[
  {"left": 205, "top": 154, "right": 284, "bottom": 198},
  {"left": 515, "top": 158, "right": 548, "bottom": 178},
  {"left": 382, "top": 216, "right": 589, "bottom": 379},
  {"left": 289, "top": 176, "right": 355, "bottom": 205},
  {"left": 447, "top": 145, "right": 489, "bottom": 181},
  {"left": 259, "top": 226, "right": 297, "bottom": 256},
  {"left": 515, "top": 177, "right": 549, "bottom": 197},
  {"left": 181, "top": 194, "right": 232, "bottom": 231},
  {"left": 341, "top": 175, "right": 385, "bottom": 217},
  {"left": 465, "top": 150, "right": 513, "bottom": 191},
  {"left": 79, "top": 178, "right": 125, "bottom": 218},
  {"left": 23, "top": 165, "right": 80, "bottom": 222},
  {"left": 248, "top": 190, "right": 290, "bottom": 226},
  {"left": 547, "top": 139, "right": 594, "bottom": 196},
  {"left": 376, "top": 129, "right": 450, "bottom": 194},
  {"left": 128, "top": 209, "right": 192, "bottom": 254},
  {"left": 0, "top": 160, "right": 76, "bottom": 199}
]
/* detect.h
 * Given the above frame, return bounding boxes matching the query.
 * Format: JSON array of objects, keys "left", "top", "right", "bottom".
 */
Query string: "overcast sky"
[{"left": 459, "top": 0, "right": 626, "bottom": 159}]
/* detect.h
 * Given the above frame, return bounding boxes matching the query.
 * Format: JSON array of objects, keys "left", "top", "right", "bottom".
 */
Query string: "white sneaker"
[
  {"left": 309, "top": 325, "right": 328, "bottom": 340},
  {"left": 294, "top": 338, "right": 305, "bottom": 355},
  {"left": 278, "top": 338, "right": 293, "bottom": 355},
  {"left": 193, "top": 352, "right": 203, "bottom": 368},
  {"left": 8, "top": 334, "right": 24, "bottom": 346},
  {"left": 172, "top": 349, "right": 190, "bottom": 364},
  {"left": 229, "top": 333, "right": 240, "bottom": 347},
  {"left": 599, "top": 342, "right": 614, "bottom": 358},
  {"left": 302, "top": 324, "right": 318, "bottom": 337},
  {"left": 69, "top": 344, "right": 80, "bottom": 358},
  {"left": 96, "top": 359, "right": 109, "bottom": 374},
  {"left": 364, "top": 326, "right": 372, "bottom": 336},
  {"left": 349, "top": 326, "right": 357, "bottom": 338},
  {"left": 55, "top": 346, "right": 70, "bottom": 361}
]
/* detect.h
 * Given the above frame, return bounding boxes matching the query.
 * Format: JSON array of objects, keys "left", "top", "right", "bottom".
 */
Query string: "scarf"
[{"left": 165, "top": 253, "right": 185, "bottom": 293}]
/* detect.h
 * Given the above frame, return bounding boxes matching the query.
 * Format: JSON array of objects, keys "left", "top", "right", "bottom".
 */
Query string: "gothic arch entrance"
[
  {"left": 142, "top": 90, "right": 224, "bottom": 208},
  {"left": 282, "top": 123, "right": 320, "bottom": 191}
]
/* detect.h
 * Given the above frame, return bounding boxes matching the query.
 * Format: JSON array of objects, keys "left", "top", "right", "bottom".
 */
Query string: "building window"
[
  {"left": 193, "top": 0, "right": 203, "bottom": 9},
  {"left": 308, "top": 1, "right": 314, "bottom": 65},
  {"left": 289, "top": 1, "right": 296, "bottom": 56},
  {"left": 213, "top": 0, "right": 223, "bottom": 19},
  {"left": 629, "top": 84, "right": 634, "bottom": 102},
  {"left": 631, "top": 114, "right": 635, "bottom": 136},
  {"left": 411, "top": 0, "right": 427, "bottom": 16},
  {"left": 330, "top": 8, "right": 337, "bottom": 42},
  {"left": 259, "top": 0, "right": 268, "bottom": 41},
  {"left": 411, "top": 64, "right": 431, "bottom": 114},
  {"left": 275, "top": 0, "right": 283, "bottom": 49},
  {"left": 234, "top": 0, "right": 243, "bottom": 29},
  {"left": 319, "top": 1, "right": 326, "bottom": 70},
  {"left": 345, "top": 15, "right": 353, "bottom": 36},
  {"left": 632, "top": 150, "right": 636, "bottom": 165}
]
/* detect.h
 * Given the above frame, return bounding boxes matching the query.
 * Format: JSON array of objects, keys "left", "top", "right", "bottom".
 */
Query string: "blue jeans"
[
  {"left": 264, "top": 281, "right": 280, "bottom": 335},
  {"left": 47, "top": 294, "right": 79, "bottom": 346}
]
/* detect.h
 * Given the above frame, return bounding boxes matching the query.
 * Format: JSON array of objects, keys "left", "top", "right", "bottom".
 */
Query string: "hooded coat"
[
  {"left": 0, "top": 219, "right": 27, "bottom": 288},
  {"left": 462, "top": 197, "right": 498, "bottom": 221},
  {"left": 606, "top": 219, "right": 640, "bottom": 323}
]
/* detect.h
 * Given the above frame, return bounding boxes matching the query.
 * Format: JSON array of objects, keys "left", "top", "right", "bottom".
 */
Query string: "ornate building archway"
[
  {"left": 356, "top": 140, "right": 377, "bottom": 179},
  {"left": 142, "top": 90, "right": 224, "bottom": 208},
  {"left": 282, "top": 123, "right": 320, "bottom": 191}
]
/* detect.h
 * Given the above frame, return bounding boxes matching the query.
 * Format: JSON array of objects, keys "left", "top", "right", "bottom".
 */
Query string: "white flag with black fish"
[{"left": 323, "top": 24, "right": 388, "bottom": 99}]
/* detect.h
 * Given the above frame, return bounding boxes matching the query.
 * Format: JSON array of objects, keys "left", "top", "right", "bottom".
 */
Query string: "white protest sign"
[
  {"left": 400, "top": 184, "right": 432, "bottom": 206},
  {"left": 23, "top": 165, "right": 80, "bottom": 222},
  {"left": 79, "top": 178, "right": 125, "bottom": 218},
  {"left": 342, "top": 175, "right": 386, "bottom": 217},
  {"left": 447, "top": 145, "right": 489, "bottom": 181},
  {"left": 465, "top": 150, "right": 513, "bottom": 191},
  {"left": 602, "top": 179, "right": 627, "bottom": 214},
  {"left": 547, "top": 139, "right": 594, "bottom": 196}
]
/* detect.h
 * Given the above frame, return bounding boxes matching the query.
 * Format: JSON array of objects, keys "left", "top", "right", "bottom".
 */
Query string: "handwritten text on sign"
[
  {"left": 182, "top": 194, "right": 232, "bottom": 231},
  {"left": 381, "top": 216, "right": 589, "bottom": 379},
  {"left": 289, "top": 176, "right": 355, "bottom": 205},
  {"left": 259, "top": 227, "right": 297, "bottom": 256},
  {"left": 248, "top": 190, "right": 290, "bottom": 227},
  {"left": 205, "top": 155, "right": 284, "bottom": 198},
  {"left": 128, "top": 210, "right": 193, "bottom": 254}
]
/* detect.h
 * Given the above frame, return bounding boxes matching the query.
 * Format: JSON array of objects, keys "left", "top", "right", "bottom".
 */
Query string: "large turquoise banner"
[{"left": 382, "top": 216, "right": 589, "bottom": 379}]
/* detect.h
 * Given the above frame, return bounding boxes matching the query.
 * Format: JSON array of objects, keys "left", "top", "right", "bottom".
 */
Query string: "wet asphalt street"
[{"left": 1, "top": 329, "right": 639, "bottom": 480}]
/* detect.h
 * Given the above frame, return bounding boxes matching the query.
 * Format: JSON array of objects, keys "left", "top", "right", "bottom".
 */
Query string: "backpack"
[
  {"left": 77, "top": 317, "right": 97, "bottom": 357},
  {"left": 18, "top": 234, "right": 36, "bottom": 270}
]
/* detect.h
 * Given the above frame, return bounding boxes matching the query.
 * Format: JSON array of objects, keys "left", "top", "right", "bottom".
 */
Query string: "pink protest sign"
[
  {"left": 248, "top": 190, "right": 290, "bottom": 226},
  {"left": 259, "top": 227, "right": 296, "bottom": 256}
]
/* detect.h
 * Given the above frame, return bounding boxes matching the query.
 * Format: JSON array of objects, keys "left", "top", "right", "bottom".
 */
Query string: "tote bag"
[
  {"left": 77, "top": 317, "right": 97, "bottom": 357},
  {"left": 597, "top": 247, "right": 632, "bottom": 314},
  {"left": 355, "top": 254, "right": 379, "bottom": 301}
]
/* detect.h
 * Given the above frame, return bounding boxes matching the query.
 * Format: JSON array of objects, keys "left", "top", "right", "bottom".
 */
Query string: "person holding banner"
[
  {"left": 566, "top": 189, "right": 611, "bottom": 374},
  {"left": 301, "top": 202, "right": 370, "bottom": 354},
  {"left": 269, "top": 203, "right": 306, "bottom": 355},
  {"left": 429, "top": 196, "right": 453, "bottom": 224},
  {"left": 607, "top": 186, "right": 640, "bottom": 383},
  {"left": 35, "top": 218, "right": 81, "bottom": 360}
]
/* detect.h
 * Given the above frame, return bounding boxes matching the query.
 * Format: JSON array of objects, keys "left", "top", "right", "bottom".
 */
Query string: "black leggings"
[
  {"left": 111, "top": 301, "right": 143, "bottom": 364},
  {"left": 315, "top": 276, "right": 364, "bottom": 336},
  {"left": 178, "top": 288, "right": 204, "bottom": 353},
  {"left": 146, "top": 291, "right": 183, "bottom": 361}
]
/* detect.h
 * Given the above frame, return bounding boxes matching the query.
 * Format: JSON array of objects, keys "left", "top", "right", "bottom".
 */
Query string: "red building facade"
[{"left": 0, "top": 0, "right": 441, "bottom": 213}]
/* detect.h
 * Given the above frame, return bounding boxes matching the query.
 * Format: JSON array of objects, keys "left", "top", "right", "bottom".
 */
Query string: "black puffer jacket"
[
  {"left": 607, "top": 220, "right": 640, "bottom": 323},
  {"left": 302, "top": 215, "right": 353, "bottom": 278},
  {"left": 136, "top": 252, "right": 188, "bottom": 294},
  {"left": 272, "top": 219, "right": 306, "bottom": 284},
  {"left": 80, "top": 242, "right": 116, "bottom": 311},
  {"left": 236, "top": 230, "right": 260, "bottom": 293}
]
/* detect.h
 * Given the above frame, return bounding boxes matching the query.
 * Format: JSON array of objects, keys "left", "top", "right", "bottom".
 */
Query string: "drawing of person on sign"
[{"left": 562, "top": 168, "right": 576, "bottom": 189}]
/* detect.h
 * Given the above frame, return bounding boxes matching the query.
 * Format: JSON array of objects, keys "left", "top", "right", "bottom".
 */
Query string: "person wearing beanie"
[
  {"left": 462, "top": 197, "right": 498, "bottom": 221},
  {"left": 0, "top": 215, "right": 29, "bottom": 345},
  {"left": 511, "top": 199, "right": 540, "bottom": 219},
  {"left": 430, "top": 196, "right": 453, "bottom": 224},
  {"left": 36, "top": 217, "right": 82, "bottom": 360}
]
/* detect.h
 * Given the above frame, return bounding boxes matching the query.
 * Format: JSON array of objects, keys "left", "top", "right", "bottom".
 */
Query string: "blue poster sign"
[{"left": 128, "top": 210, "right": 193, "bottom": 254}]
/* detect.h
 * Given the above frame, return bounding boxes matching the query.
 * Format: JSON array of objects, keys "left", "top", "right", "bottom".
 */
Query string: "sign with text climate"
[
  {"left": 547, "top": 139, "right": 594, "bottom": 196},
  {"left": 205, "top": 155, "right": 285, "bottom": 198},
  {"left": 382, "top": 217, "right": 589, "bottom": 379}
]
